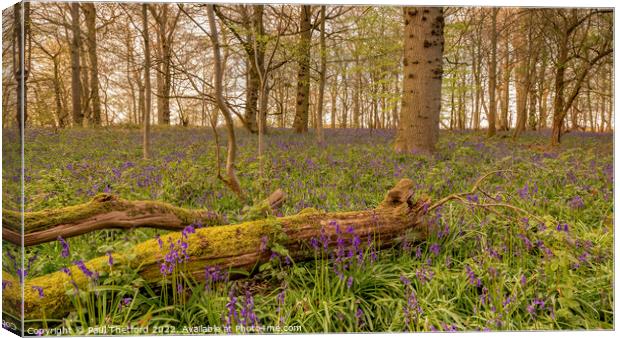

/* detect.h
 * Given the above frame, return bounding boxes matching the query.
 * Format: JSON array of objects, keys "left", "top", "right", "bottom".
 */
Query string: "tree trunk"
[
  {"left": 528, "top": 79, "right": 537, "bottom": 130},
  {"left": 83, "top": 3, "right": 101, "bottom": 126},
  {"left": 154, "top": 4, "right": 173, "bottom": 125},
  {"left": 353, "top": 54, "right": 361, "bottom": 128},
  {"left": 2, "top": 190, "right": 285, "bottom": 247},
  {"left": 499, "top": 35, "right": 511, "bottom": 131},
  {"left": 3, "top": 179, "right": 429, "bottom": 320},
  {"left": 472, "top": 31, "right": 482, "bottom": 130},
  {"left": 316, "top": 6, "right": 327, "bottom": 143},
  {"left": 79, "top": 35, "right": 91, "bottom": 126},
  {"left": 537, "top": 54, "right": 548, "bottom": 130},
  {"left": 52, "top": 57, "right": 67, "bottom": 127},
  {"left": 245, "top": 56, "right": 260, "bottom": 133},
  {"left": 394, "top": 7, "right": 444, "bottom": 155},
  {"left": 487, "top": 8, "right": 498, "bottom": 137},
  {"left": 142, "top": 4, "right": 152, "bottom": 159},
  {"left": 330, "top": 76, "right": 337, "bottom": 128},
  {"left": 513, "top": 9, "right": 529, "bottom": 138},
  {"left": 293, "top": 5, "right": 312, "bottom": 133},
  {"left": 69, "top": 2, "right": 83, "bottom": 126},
  {"left": 551, "top": 28, "right": 569, "bottom": 145}
]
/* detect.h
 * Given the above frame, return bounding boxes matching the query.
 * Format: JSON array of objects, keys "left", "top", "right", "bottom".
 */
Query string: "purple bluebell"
[
  {"left": 106, "top": 252, "right": 114, "bottom": 267},
  {"left": 74, "top": 260, "right": 95, "bottom": 279},
  {"left": 58, "top": 236, "right": 70, "bottom": 258}
]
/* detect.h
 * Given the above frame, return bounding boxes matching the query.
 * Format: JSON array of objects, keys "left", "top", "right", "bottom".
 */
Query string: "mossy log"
[
  {"left": 2, "top": 179, "right": 430, "bottom": 320},
  {"left": 2, "top": 189, "right": 286, "bottom": 246}
]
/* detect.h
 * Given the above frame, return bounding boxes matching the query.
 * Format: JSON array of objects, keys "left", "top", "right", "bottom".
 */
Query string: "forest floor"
[{"left": 3, "top": 127, "right": 614, "bottom": 332}]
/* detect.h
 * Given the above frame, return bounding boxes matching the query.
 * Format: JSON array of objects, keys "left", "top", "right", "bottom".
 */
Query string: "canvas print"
[{"left": 1, "top": 1, "right": 614, "bottom": 336}]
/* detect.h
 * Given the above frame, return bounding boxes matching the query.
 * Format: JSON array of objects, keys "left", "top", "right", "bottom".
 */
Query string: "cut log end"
[
  {"left": 267, "top": 189, "right": 286, "bottom": 210},
  {"left": 379, "top": 178, "right": 415, "bottom": 209}
]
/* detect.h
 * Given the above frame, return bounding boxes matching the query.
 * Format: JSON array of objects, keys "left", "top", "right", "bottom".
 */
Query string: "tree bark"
[
  {"left": 292, "top": 5, "right": 312, "bottom": 133},
  {"left": 394, "top": 7, "right": 444, "bottom": 155},
  {"left": 152, "top": 4, "right": 175, "bottom": 125},
  {"left": 316, "top": 6, "right": 326, "bottom": 144},
  {"left": 69, "top": 2, "right": 83, "bottom": 126},
  {"left": 2, "top": 179, "right": 429, "bottom": 320},
  {"left": 499, "top": 33, "right": 511, "bottom": 131},
  {"left": 513, "top": 9, "right": 529, "bottom": 138},
  {"left": 82, "top": 3, "right": 101, "bottom": 126},
  {"left": 142, "top": 4, "right": 152, "bottom": 159},
  {"left": 487, "top": 8, "right": 498, "bottom": 137}
]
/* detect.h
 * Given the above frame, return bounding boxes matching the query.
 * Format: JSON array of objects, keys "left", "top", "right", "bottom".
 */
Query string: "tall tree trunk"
[
  {"left": 353, "top": 54, "right": 361, "bottom": 128},
  {"left": 513, "top": 9, "right": 529, "bottom": 138},
  {"left": 537, "top": 54, "right": 548, "bottom": 130},
  {"left": 550, "top": 26, "right": 569, "bottom": 145},
  {"left": 245, "top": 57, "right": 260, "bottom": 133},
  {"left": 253, "top": 5, "right": 268, "bottom": 135},
  {"left": 242, "top": 5, "right": 266, "bottom": 134},
  {"left": 153, "top": 4, "right": 174, "bottom": 125},
  {"left": 528, "top": 79, "right": 537, "bottom": 130},
  {"left": 79, "top": 36, "right": 91, "bottom": 126},
  {"left": 52, "top": 57, "right": 67, "bottom": 127},
  {"left": 395, "top": 7, "right": 444, "bottom": 155},
  {"left": 69, "top": 2, "right": 83, "bottom": 126},
  {"left": 293, "top": 5, "right": 312, "bottom": 133},
  {"left": 457, "top": 70, "right": 465, "bottom": 130},
  {"left": 315, "top": 6, "right": 326, "bottom": 144},
  {"left": 330, "top": 76, "right": 337, "bottom": 128},
  {"left": 499, "top": 35, "right": 511, "bottom": 131},
  {"left": 83, "top": 3, "right": 101, "bottom": 126},
  {"left": 487, "top": 8, "right": 498, "bottom": 137},
  {"left": 142, "top": 4, "right": 151, "bottom": 160},
  {"left": 472, "top": 32, "right": 482, "bottom": 130}
]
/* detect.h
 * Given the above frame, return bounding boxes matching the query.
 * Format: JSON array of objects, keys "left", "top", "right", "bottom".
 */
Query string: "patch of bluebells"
[
  {"left": 465, "top": 265, "right": 482, "bottom": 287},
  {"left": 526, "top": 298, "right": 555, "bottom": 319},
  {"left": 556, "top": 222, "right": 569, "bottom": 233},
  {"left": 401, "top": 275, "right": 423, "bottom": 331},
  {"left": 224, "top": 286, "right": 238, "bottom": 333},
  {"left": 74, "top": 260, "right": 98, "bottom": 282},
  {"left": 308, "top": 220, "right": 373, "bottom": 286},
  {"left": 240, "top": 288, "right": 259, "bottom": 330},
  {"left": 204, "top": 266, "right": 228, "bottom": 291},
  {"left": 415, "top": 266, "right": 435, "bottom": 285},
  {"left": 106, "top": 251, "right": 114, "bottom": 267},
  {"left": 276, "top": 286, "right": 287, "bottom": 325},
  {"left": 58, "top": 236, "right": 70, "bottom": 258},
  {"left": 569, "top": 196, "right": 585, "bottom": 209},
  {"left": 517, "top": 182, "right": 538, "bottom": 200},
  {"left": 158, "top": 225, "right": 196, "bottom": 277}
]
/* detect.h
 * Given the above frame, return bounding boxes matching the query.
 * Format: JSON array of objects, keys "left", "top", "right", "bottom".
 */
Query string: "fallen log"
[
  {"left": 2, "top": 179, "right": 430, "bottom": 320},
  {"left": 2, "top": 189, "right": 286, "bottom": 246}
]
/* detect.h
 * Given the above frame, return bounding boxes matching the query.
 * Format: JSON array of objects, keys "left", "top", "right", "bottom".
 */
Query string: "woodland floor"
[{"left": 2, "top": 127, "right": 614, "bottom": 332}]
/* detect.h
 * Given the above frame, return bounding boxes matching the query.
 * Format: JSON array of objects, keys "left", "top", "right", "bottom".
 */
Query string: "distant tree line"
[{"left": 2, "top": 4, "right": 613, "bottom": 150}]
